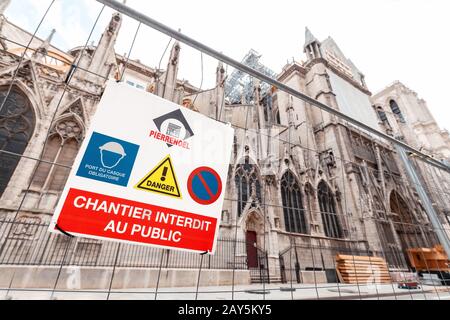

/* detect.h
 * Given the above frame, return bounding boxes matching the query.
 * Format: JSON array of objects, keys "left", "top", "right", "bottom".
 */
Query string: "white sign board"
[{"left": 49, "top": 81, "right": 234, "bottom": 253}]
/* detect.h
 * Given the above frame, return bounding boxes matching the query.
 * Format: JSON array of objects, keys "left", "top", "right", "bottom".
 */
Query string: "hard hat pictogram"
[{"left": 99, "top": 141, "right": 127, "bottom": 169}]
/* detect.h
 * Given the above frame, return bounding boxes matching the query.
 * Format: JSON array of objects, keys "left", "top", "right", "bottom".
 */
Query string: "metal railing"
[
  {"left": 0, "top": 217, "right": 247, "bottom": 269},
  {"left": 0, "top": 0, "right": 449, "bottom": 301},
  {"left": 279, "top": 238, "right": 372, "bottom": 284}
]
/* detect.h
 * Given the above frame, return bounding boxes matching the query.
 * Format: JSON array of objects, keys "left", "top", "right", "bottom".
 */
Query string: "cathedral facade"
[{"left": 1, "top": 5, "right": 450, "bottom": 287}]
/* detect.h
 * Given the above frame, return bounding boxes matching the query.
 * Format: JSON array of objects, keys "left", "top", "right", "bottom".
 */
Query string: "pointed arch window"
[
  {"left": 262, "top": 93, "right": 273, "bottom": 123},
  {"left": 375, "top": 106, "right": 391, "bottom": 127},
  {"left": 318, "top": 181, "right": 343, "bottom": 238},
  {"left": 0, "top": 87, "right": 35, "bottom": 197},
  {"left": 373, "top": 197, "right": 396, "bottom": 243},
  {"left": 280, "top": 171, "right": 308, "bottom": 234},
  {"left": 373, "top": 196, "right": 403, "bottom": 267},
  {"left": 275, "top": 109, "right": 281, "bottom": 125},
  {"left": 390, "top": 191, "right": 427, "bottom": 249},
  {"left": 31, "top": 115, "right": 83, "bottom": 193},
  {"left": 389, "top": 100, "right": 405, "bottom": 123},
  {"left": 234, "top": 158, "right": 261, "bottom": 217}
]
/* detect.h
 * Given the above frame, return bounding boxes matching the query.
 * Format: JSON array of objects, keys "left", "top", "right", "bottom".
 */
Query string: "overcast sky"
[{"left": 5, "top": 0, "right": 450, "bottom": 131}]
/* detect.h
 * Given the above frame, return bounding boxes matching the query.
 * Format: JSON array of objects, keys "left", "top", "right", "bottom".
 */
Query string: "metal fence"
[
  {"left": 0, "top": 0, "right": 449, "bottom": 301},
  {"left": 0, "top": 217, "right": 247, "bottom": 269},
  {"left": 279, "top": 238, "right": 368, "bottom": 283}
]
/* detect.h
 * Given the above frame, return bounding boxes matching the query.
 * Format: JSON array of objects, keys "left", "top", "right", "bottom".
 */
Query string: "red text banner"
[{"left": 57, "top": 188, "right": 217, "bottom": 252}]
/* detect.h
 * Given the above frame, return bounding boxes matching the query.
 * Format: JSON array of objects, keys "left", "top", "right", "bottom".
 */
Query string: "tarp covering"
[{"left": 328, "top": 70, "right": 381, "bottom": 133}]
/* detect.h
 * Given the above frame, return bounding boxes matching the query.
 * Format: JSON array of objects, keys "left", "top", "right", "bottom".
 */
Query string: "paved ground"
[{"left": 1, "top": 283, "right": 450, "bottom": 300}]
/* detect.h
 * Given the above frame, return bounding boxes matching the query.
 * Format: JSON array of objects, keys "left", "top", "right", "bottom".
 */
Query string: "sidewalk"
[{"left": 1, "top": 282, "right": 450, "bottom": 300}]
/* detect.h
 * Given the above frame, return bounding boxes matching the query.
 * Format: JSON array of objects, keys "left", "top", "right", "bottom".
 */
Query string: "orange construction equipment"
[{"left": 407, "top": 245, "right": 450, "bottom": 272}]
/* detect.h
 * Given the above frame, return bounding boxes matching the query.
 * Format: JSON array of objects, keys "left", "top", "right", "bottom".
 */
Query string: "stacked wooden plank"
[{"left": 336, "top": 254, "right": 391, "bottom": 284}]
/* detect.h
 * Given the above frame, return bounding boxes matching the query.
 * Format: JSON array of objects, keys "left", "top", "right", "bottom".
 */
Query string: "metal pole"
[
  {"left": 395, "top": 145, "right": 450, "bottom": 258},
  {"left": 96, "top": 0, "right": 450, "bottom": 174}
]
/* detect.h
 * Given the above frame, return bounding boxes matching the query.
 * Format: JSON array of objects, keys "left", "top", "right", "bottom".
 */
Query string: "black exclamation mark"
[{"left": 161, "top": 167, "right": 168, "bottom": 182}]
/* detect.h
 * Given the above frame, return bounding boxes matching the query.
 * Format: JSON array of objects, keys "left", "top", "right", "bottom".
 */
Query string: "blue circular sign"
[{"left": 187, "top": 167, "right": 222, "bottom": 205}]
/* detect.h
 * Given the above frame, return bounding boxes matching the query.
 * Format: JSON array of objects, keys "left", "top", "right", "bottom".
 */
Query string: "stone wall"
[{"left": 0, "top": 266, "right": 251, "bottom": 289}]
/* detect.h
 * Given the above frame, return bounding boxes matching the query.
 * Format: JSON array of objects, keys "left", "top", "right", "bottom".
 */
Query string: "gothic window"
[
  {"left": 262, "top": 94, "right": 273, "bottom": 124},
  {"left": 318, "top": 181, "right": 343, "bottom": 238},
  {"left": 389, "top": 100, "right": 405, "bottom": 123},
  {"left": 373, "top": 197, "right": 395, "bottom": 242},
  {"left": 275, "top": 109, "right": 281, "bottom": 125},
  {"left": 264, "top": 105, "right": 269, "bottom": 122},
  {"left": 375, "top": 106, "right": 391, "bottom": 127},
  {"left": 31, "top": 116, "right": 82, "bottom": 193},
  {"left": 0, "top": 87, "right": 35, "bottom": 197},
  {"left": 234, "top": 158, "right": 261, "bottom": 217},
  {"left": 280, "top": 171, "right": 308, "bottom": 234},
  {"left": 377, "top": 108, "right": 388, "bottom": 122},
  {"left": 373, "top": 196, "right": 403, "bottom": 267},
  {"left": 380, "top": 150, "right": 400, "bottom": 174},
  {"left": 390, "top": 191, "right": 427, "bottom": 249}
]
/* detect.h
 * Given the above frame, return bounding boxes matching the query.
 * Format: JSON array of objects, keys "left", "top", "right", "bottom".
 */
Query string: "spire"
[
  {"left": 216, "top": 61, "right": 225, "bottom": 87},
  {"left": 215, "top": 60, "right": 226, "bottom": 120},
  {"left": 33, "top": 28, "right": 55, "bottom": 58},
  {"left": 303, "top": 26, "right": 322, "bottom": 60},
  {"left": 85, "top": 11, "right": 122, "bottom": 80},
  {"left": 304, "top": 27, "right": 318, "bottom": 49},
  {"left": 0, "top": 0, "right": 11, "bottom": 15},
  {"left": 0, "top": 12, "right": 6, "bottom": 49},
  {"left": 169, "top": 41, "right": 181, "bottom": 65},
  {"left": 161, "top": 41, "right": 181, "bottom": 101}
]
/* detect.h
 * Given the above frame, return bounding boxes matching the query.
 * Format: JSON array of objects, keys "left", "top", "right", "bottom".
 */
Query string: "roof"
[{"left": 304, "top": 27, "right": 319, "bottom": 49}]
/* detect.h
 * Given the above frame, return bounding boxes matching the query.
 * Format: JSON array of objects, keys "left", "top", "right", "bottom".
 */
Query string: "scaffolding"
[{"left": 224, "top": 49, "right": 277, "bottom": 105}]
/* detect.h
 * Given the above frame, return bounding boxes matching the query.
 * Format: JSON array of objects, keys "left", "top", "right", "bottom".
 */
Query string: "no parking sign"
[
  {"left": 49, "top": 81, "right": 234, "bottom": 254},
  {"left": 187, "top": 167, "right": 222, "bottom": 205}
]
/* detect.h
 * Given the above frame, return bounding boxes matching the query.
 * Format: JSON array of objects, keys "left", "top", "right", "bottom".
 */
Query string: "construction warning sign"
[
  {"left": 135, "top": 155, "right": 181, "bottom": 198},
  {"left": 49, "top": 80, "right": 234, "bottom": 254}
]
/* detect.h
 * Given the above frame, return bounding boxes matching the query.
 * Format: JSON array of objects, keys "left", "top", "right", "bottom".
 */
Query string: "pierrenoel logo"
[{"left": 149, "top": 109, "right": 194, "bottom": 149}]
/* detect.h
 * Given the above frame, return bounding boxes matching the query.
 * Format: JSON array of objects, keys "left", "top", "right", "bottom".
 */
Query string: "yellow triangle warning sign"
[{"left": 134, "top": 155, "right": 182, "bottom": 198}]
